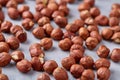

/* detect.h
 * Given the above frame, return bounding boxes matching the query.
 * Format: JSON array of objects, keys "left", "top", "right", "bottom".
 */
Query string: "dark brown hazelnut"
[
  {"left": 43, "top": 23, "right": 53, "bottom": 36},
  {"left": 90, "top": 7, "right": 100, "bottom": 18},
  {"left": 70, "top": 64, "right": 84, "bottom": 78},
  {"left": 79, "top": 27, "right": 89, "bottom": 40},
  {"left": 112, "top": 3, "right": 120, "bottom": 10},
  {"left": 78, "top": 3, "right": 91, "bottom": 12},
  {"left": 53, "top": 67, "right": 68, "bottom": 80},
  {"left": 0, "top": 74, "right": 9, "bottom": 80},
  {"left": 0, "top": 10, "right": 4, "bottom": 22},
  {"left": 0, "top": 42, "right": 9, "bottom": 53},
  {"left": 41, "top": 8, "right": 53, "bottom": 18},
  {"left": 18, "top": 5, "right": 29, "bottom": 15},
  {"left": 87, "top": 25, "right": 99, "bottom": 32},
  {"left": 95, "top": 58, "right": 110, "bottom": 69},
  {"left": 47, "top": 2, "right": 58, "bottom": 11},
  {"left": 63, "top": 31, "right": 75, "bottom": 39},
  {"left": 0, "top": 4, "right": 2, "bottom": 10},
  {"left": 0, "top": 52, "right": 11, "bottom": 67},
  {"left": 32, "top": 27, "right": 45, "bottom": 39},
  {"left": 1, "top": 21, "right": 12, "bottom": 33},
  {"left": 16, "top": 59, "right": 32, "bottom": 73},
  {"left": 109, "top": 9, "right": 120, "bottom": 18},
  {"left": 110, "top": 48, "right": 120, "bottom": 62},
  {"left": 52, "top": 10, "right": 65, "bottom": 18},
  {"left": 110, "top": 26, "right": 120, "bottom": 32},
  {"left": 97, "top": 67, "right": 110, "bottom": 80},
  {"left": 70, "top": 44, "right": 84, "bottom": 53},
  {"left": 8, "top": 7, "right": 19, "bottom": 19},
  {"left": 85, "top": 17, "right": 96, "bottom": 25},
  {"left": 6, "top": 36, "right": 20, "bottom": 50},
  {"left": 61, "top": 56, "right": 76, "bottom": 70},
  {"left": 33, "top": 12, "right": 42, "bottom": 22},
  {"left": 73, "top": 19, "right": 84, "bottom": 28},
  {"left": 59, "top": 38, "right": 72, "bottom": 51},
  {"left": 38, "top": 17, "right": 50, "bottom": 26},
  {"left": 58, "top": 5, "right": 69, "bottom": 16},
  {"left": 109, "top": 17, "right": 119, "bottom": 27},
  {"left": 80, "top": 10, "right": 91, "bottom": 20},
  {"left": 16, "top": 0, "right": 24, "bottom": 3},
  {"left": 84, "top": 0, "right": 95, "bottom": 7},
  {"left": 37, "top": 73, "right": 50, "bottom": 80},
  {"left": 90, "top": 31, "right": 102, "bottom": 42},
  {"left": 0, "top": 33, "right": 5, "bottom": 42},
  {"left": 22, "top": 11, "right": 33, "bottom": 19},
  {"left": 10, "top": 25, "right": 23, "bottom": 35},
  {"left": 111, "top": 32, "right": 120, "bottom": 43},
  {"left": 35, "top": 3, "right": 46, "bottom": 12},
  {"left": 72, "top": 36, "right": 83, "bottom": 45},
  {"left": 6, "top": 0, "right": 17, "bottom": 9},
  {"left": 0, "top": 0, "right": 9, "bottom": 6},
  {"left": 11, "top": 50, "right": 24, "bottom": 63}
]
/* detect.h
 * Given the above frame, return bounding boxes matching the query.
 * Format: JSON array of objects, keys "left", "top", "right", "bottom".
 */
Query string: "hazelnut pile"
[{"left": 0, "top": 0, "right": 120, "bottom": 80}]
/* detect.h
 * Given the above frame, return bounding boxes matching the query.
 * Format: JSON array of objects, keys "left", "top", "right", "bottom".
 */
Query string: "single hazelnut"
[
  {"left": 0, "top": 33, "right": 5, "bottom": 42},
  {"left": 111, "top": 3, "right": 120, "bottom": 10},
  {"left": 29, "top": 43, "right": 41, "bottom": 50},
  {"left": 33, "top": 12, "right": 42, "bottom": 22},
  {"left": 63, "top": 31, "right": 75, "bottom": 39},
  {"left": 90, "top": 31, "right": 102, "bottom": 42},
  {"left": 41, "top": 8, "right": 53, "bottom": 18},
  {"left": 110, "top": 26, "right": 120, "bottom": 32},
  {"left": 47, "top": 2, "right": 58, "bottom": 11},
  {"left": 18, "top": 5, "right": 29, "bottom": 15},
  {"left": 8, "top": 7, "right": 19, "bottom": 19},
  {"left": 6, "top": 0, "right": 17, "bottom": 9},
  {"left": 0, "top": 42, "right": 9, "bottom": 53},
  {"left": 111, "top": 32, "right": 120, "bottom": 43},
  {"left": 70, "top": 44, "right": 84, "bottom": 52},
  {"left": 109, "top": 9, "right": 120, "bottom": 18},
  {"left": 0, "top": 0, "right": 9, "bottom": 6},
  {"left": 0, "top": 11, "right": 4, "bottom": 22},
  {"left": 79, "top": 27, "right": 89, "bottom": 40},
  {"left": 80, "top": 10, "right": 91, "bottom": 20},
  {"left": 35, "top": 3, "right": 46, "bottom": 12},
  {"left": 16, "top": 0, "right": 24, "bottom": 3},
  {"left": 73, "top": 19, "right": 84, "bottom": 28},
  {"left": 90, "top": 7, "right": 100, "bottom": 18},
  {"left": 22, "top": 11, "right": 33, "bottom": 19},
  {"left": 0, "top": 52, "right": 11, "bottom": 67},
  {"left": 1, "top": 21, "right": 12, "bottom": 33},
  {"left": 43, "top": 23, "right": 53, "bottom": 36},
  {"left": 10, "top": 25, "right": 23, "bottom": 35},
  {"left": 52, "top": 10, "right": 65, "bottom": 18},
  {"left": 72, "top": 36, "right": 83, "bottom": 45},
  {"left": 58, "top": 5, "right": 69, "bottom": 16},
  {"left": 0, "top": 74, "right": 9, "bottom": 80},
  {"left": 78, "top": 3, "right": 91, "bottom": 11},
  {"left": 87, "top": 25, "right": 99, "bottom": 32},
  {"left": 84, "top": 0, "right": 95, "bottom": 7},
  {"left": 109, "top": 17, "right": 119, "bottom": 27},
  {"left": 37, "top": 73, "right": 50, "bottom": 80},
  {"left": 38, "top": 17, "right": 50, "bottom": 26},
  {"left": 85, "top": 17, "right": 96, "bottom": 25}
]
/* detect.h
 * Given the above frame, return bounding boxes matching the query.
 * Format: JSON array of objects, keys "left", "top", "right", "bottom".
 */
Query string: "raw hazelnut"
[
  {"left": 6, "top": 0, "right": 17, "bottom": 9},
  {"left": 0, "top": 0, "right": 9, "bottom": 6},
  {"left": 37, "top": 73, "right": 50, "bottom": 80},
  {"left": 22, "top": 18, "right": 34, "bottom": 30},
  {"left": 0, "top": 11, "right": 4, "bottom": 22},
  {"left": 0, "top": 33, "right": 5, "bottom": 42},
  {"left": 0, "top": 74, "right": 9, "bottom": 80},
  {"left": 70, "top": 44, "right": 84, "bottom": 52},
  {"left": 51, "top": 28, "right": 63, "bottom": 40},
  {"left": 101, "top": 28, "right": 113, "bottom": 40},
  {"left": 1, "top": 21, "right": 12, "bottom": 33},
  {"left": 18, "top": 5, "right": 29, "bottom": 15},
  {"left": 84, "top": 0, "right": 95, "bottom": 7},
  {"left": 43, "top": 23, "right": 53, "bottom": 36},
  {"left": 110, "top": 26, "right": 120, "bottom": 32},
  {"left": 54, "top": 16, "right": 68, "bottom": 28},
  {"left": 33, "top": 12, "right": 42, "bottom": 22},
  {"left": 61, "top": 56, "right": 76, "bottom": 70},
  {"left": 11, "top": 50, "right": 24, "bottom": 63},
  {"left": 10, "top": 25, "right": 23, "bottom": 35},
  {"left": 95, "top": 15, "right": 109, "bottom": 26},
  {"left": 35, "top": 3, "right": 46, "bottom": 12},
  {"left": 31, "top": 57, "right": 44, "bottom": 71},
  {"left": 59, "top": 38, "right": 72, "bottom": 51},
  {"left": 111, "top": 32, "right": 120, "bottom": 43},
  {"left": 0, "top": 52, "right": 11, "bottom": 67},
  {"left": 40, "top": 38, "right": 53, "bottom": 50},
  {"left": 80, "top": 56, "right": 94, "bottom": 69},
  {"left": 90, "top": 31, "right": 102, "bottom": 42},
  {"left": 16, "top": 59, "right": 32, "bottom": 73},
  {"left": 97, "top": 67, "right": 110, "bottom": 80},
  {"left": 97, "top": 45, "right": 110, "bottom": 58},
  {"left": 16, "top": 0, "right": 24, "bottom": 3},
  {"left": 29, "top": 43, "right": 41, "bottom": 50},
  {"left": 72, "top": 36, "right": 83, "bottom": 45},
  {"left": 70, "top": 64, "right": 84, "bottom": 78},
  {"left": 85, "top": 17, "right": 96, "bottom": 25},
  {"left": 52, "top": 10, "right": 65, "bottom": 18},
  {"left": 6, "top": 36, "right": 20, "bottom": 50},
  {"left": 0, "top": 42, "right": 9, "bottom": 53},
  {"left": 8, "top": 7, "right": 19, "bottom": 19},
  {"left": 73, "top": 19, "right": 84, "bottom": 28},
  {"left": 43, "top": 60, "right": 58, "bottom": 74},
  {"left": 58, "top": 5, "right": 69, "bottom": 16},
  {"left": 111, "top": 3, "right": 120, "bottom": 10},
  {"left": 63, "top": 31, "right": 75, "bottom": 39},
  {"left": 80, "top": 10, "right": 91, "bottom": 20},
  {"left": 109, "top": 17, "right": 119, "bottom": 27},
  {"left": 47, "top": 2, "right": 58, "bottom": 11},
  {"left": 109, "top": 9, "right": 120, "bottom": 18},
  {"left": 90, "top": 7, "right": 100, "bottom": 18},
  {"left": 110, "top": 48, "right": 120, "bottom": 62},
  {"left": 22, "top": 11, "right": 33, "bottom": 19},
  {"left": 38, "top": 17, "right": 50, "bottom": 26},
  {"left": 32, "top": 27, "right": 45, "bottom": 39},
  {"left": 87, "top": 25, "right": 99, "bottom": 32},
  {"left": 41, "top": 8, "right": 53, "bottom": 18},
  {"left": 95, "top": 58, "right": 110, "bottom": 69},
  {"left": 85, "top": 37, "right": 98, "bottom": 50},
  {"left": 78, "top": 3, "right": 91, "bottom": 11},
  {"left": 53, "top": 67, "right": 68, "bottom": 80},
  {"left": 79, "top": 27, "right": 89, "bottom": 40}
]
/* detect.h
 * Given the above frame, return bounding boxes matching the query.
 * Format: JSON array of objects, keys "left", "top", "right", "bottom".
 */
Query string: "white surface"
[{"left": 2, "top": 0, "right": 120, "bottom": 80}]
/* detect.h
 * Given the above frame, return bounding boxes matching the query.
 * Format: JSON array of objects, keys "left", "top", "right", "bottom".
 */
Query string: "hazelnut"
[
  {"left": 110, "top": 48, "right": 120, "bottom": 62},
  {"left": 53, "top": 67, "right": 68, "bottom": 80},
  {"left": 41, "top": 8, "right": 53, "bottom": 18},
  {"left": 38, "top": 17, "right": 50, "bottom": 26},
  {"left": 16, "top": 0, "right": 24, "bottom": 3},
  {"left": 70, "top": 64, "right": 84, "bottom": 78},
  {"left": 0, "top": 74, "right": 9, "bottom": 80},
  {"left": 97, "top": 67, "right": 110, "bottom": 80},
  {"left": 11, "top": 50, "right": 24, "bottom": 63},
  {"left": 90, "top": 7, "right": 100, "bottom": 18},
  {"left": 0, "top": 42, "right": 9, "bottom": 53},
  {"left": 80, "top": 10, "right": 91, "bottom": 20},
  {"left": 47, "top": 2, "right": 58, "bottom": 11},
  {"left": 0, "top": 11, "right": 4, "bottom": 22},
  {"left": 37, "top": 73, "right": 50, "bottom": 80},
  {"left": 70, "top": 44, "right": 84, "bottom": 52},
  {"left": 85, "top": 17, "right": 96, "bottom": 25},
  {"left": 84, "top": 0, "right": 95, "bottom": 7},
  {"left": 111, "top": 3, "right": 120, "bottom": 10},
  {"left": 111, "top": 32, "right": 120, "bottom": 43},
  {"left": 43, "top": 23, "right": 53, "bottom": 36},
  {"left": 35, "top": 3, "right": 46, "bottom": 12},
  {"left": 6, "top": 0, "right": 17, "bottom": 9},
  {"left": 0, "top": 68, "right": 1, "bottom": 73},
  {"left": 0, "top": 0, "right": 8, "bottom": 6},
  {"left": 63, "top": 31, "right": 75, "bottom": 39},
  {"left": 85, "top": 37, "right": 98, "bottom": 50},
  {"left": 0, "top": 52, "right": 11, "bottom": 67},
  {"left": 29, "top": 43, "right": 41, "bottom": 50},
  {"left": 97, "top": 45, "right": 110, "bottom": 58},
  {"left": 110, "top": 26, "right": 120, "bottom": 32},
  {"left": 18, "top": 5, "right": 29, "bottom": 15},
  {"left": 51, "top": 28, "right": 63, "bottom": 40},
  {"left": 22, "top": 18, "right": 34, "bottom": 30},
  {"left": 40, "top": 38, "right": 53, "bottom": 50},
  {"left": 52, "top": 10, "right": 65, "bottom": 18},
  {"left": 10, "top": 25, "right": 23, "bottom": 35},
  {"left": 33, "top": 12, "right": 42, "bottom": 22},
  {"left": 109, "top": 9, "right": 120, "bottom": 18},
  {"left": 22, "top": 11, "right": 33, "bottom": 19},
  {"left": 1, "top": 21, "right": 12, "bottom": 33},
  {"left": 71, "top": 36, "right": 83, "bottom": 45},
  {"left": 61, "top": 0, "right": 75, "bottom": 3},
  {"left": 8, "top": 7, "right": 19, "bottom": 19},
  {"left": 32, "top": 27, "right": 45, "bottom": 39},
  {"left": 59, "top": 38, "right": 72, "bottom": 51},
  {"left": 90, "top": 31, "right": 102, "bottom": 42},
  {"left": 79, "top": 27, "right": 89, "bottom": 40},
  {"left": 95, "top": 15, "right": 109, "bottom": 26},
  {"left": 0, "top": 33, "right": 5, "bottom": 42},
  {"left": 43, "top": 60, "right": 58, "bottom": 74},
  {"left": 109, "top": 17, "right": 119, "bottom": 27},
  {"left": 31, "top": 57, "right": 44, "bottom": 71},
  {"left": 61, "top": 56, "right": 76, "bottom": 70},
  {"left": 95, "top": 58, "right": 110, "bottom": 69},
  {"left": 78, "top": 3, "right": 91, "bottom": 11},
  {"left": 58, "top": 5, "right": 69, "bottom": 16},
  {"left": 87, "top": 25, "right": 99, "bottom": 32},
  {"left": 101, "top": 28, "right": 113, "bottom": 40},
  {"left": 6, "top": 36, "right": 20, "bottom": 50},
  {"left": 73, "top": 19, "right": 84, "bottom": 28}
]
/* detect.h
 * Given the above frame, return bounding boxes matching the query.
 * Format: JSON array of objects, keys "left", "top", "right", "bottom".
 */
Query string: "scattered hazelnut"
[
  {"left": 38, "top": 17, "right": 50, "bottom": 26},
  {"left": 0, "top": 33, "right": 5, "bottom": 42},
  {"left": 22, "top": 11, "right": 33, "bottom": 19},
  {"left": 110, "top": 26, "right": 120, "bottom": 32},
  {"left": 87, "top": 25, "right": 99, "bottom": 32},
  {"left": 83, "top": 0, "right": 95, "bottom": 7},
  {"left": 43, "top": 23, "right": 53, "bottom": 36},
  {"left": 47, "top": 2, "right": 58, "bottom": 11},
  {"left": 35, "top": 3, "right": 46, "bottom": 12},
  {"left": 78, "top": 3, "right": 91, "bottom": 11},
  {"left": 72, "top": 36, "right": 83, "bottom": 45},
  {"left": 111, "top": 32, "right": 120, "bottom": 43},
  {"left": 10, "top": 25, "right": 23, "bottom": 35},
  {"left": 70, "top": 44, "right": 84, "bottom": 52},
  {"left": 0, "top": 42, "right": 9, "bottom": 53},
  {"left": 37, "top": 73, "right": 50, "bottom": 80},
  {"left": 0, "top": 74, "right": 9, "bottom": 80},
  {"left": 1, "top": 21, "right": 12, "bottom": 33},
  {"left": 90, "top": 31, "right": 102, "bottom": 42},
  {"left": 79, "top": 27, "right": 89, "bottom": 40},
  {"left": 33, "top": 12, "right": 42, "bottom": 22},
  {"left": 29, "top": 43, "right": 41, "bottom": 50},
  {"left": 8, "top": 7, "right": 19, "bottom": 19},
  {"left": 109, "top": 9, "right": 120, "bottom": 18},
  {"left": 18, "top": 5, "right": 29, "bottom": 15},
  {"left": 73, "top": 19, "right": 84, "bottom": 28},
  {"left": 63, "top": 31, "right": 75, "bottom": 39},
  {"left": 58, "top": 5, "right": 69, "bottom": 16},
  {"left": 52, "top": 10, "right": 65, "bottom": 18},
  {"left": 0, "top": 11, "right": 4, "bottom": 22},
  {"left": 41, "top": 8, "right": 53, "bottom": 18},
  {"left": 6, "top": 0, "right": 17, "bottom": 9},
  {"left": 80, "top": 10, "right": 91, "bottom": 20},
  {"left": 90, "top": 7, "right": 100, "bottom": 18},
  {"left": 109, "top": 17, "right": 119, "bottom": 27},
  {"left": 111, "top": 3, "right": 120, "bottom": 10}
]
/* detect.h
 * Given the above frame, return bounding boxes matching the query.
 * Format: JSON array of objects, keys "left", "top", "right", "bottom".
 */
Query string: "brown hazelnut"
[
  {"left": 53, "top": 67, "right": 68, "bottom": 80},
  {"left": 41, "top": 8, "right": 53, "bottom": 18},
  {"left": 97, "top": 67, "right": 110, "bottom": 80},
  {"left": 0, "top": 33, "right": 5, "bottom": 42},
  {"left": 80, "top": 10, "right": 91, "bottom": 20},
  {"left": 31, "top": 57, "right": 44, "bottom": 71},
  {"left": 111, "top": 32, "right": 120, "bottom": 43},
  {"left": 52, "top": 10, "right": 65, "bottom": 18},
  {"left": 95, "top": 58, "right": 110, "bottom": 69},
  {"left": 6, "top": 0, "right": 17, "bottom": 9},
  {"left": 84, "top": 0, "right": 95, "bottom": 7},
  {"left": 110, "top": 26, "right": 120, "bottom": 32},
  {"left": 1, "top": 21, "right": 12, "bottom": 33},
  {"left": 38, "top": 17, "right": 50, "bottom": 26},
  {"left": 90, "top": 31, "right": 102, "bottom": 42},
  {"left": 109, "top": 9, "right": 120, "bottom": 18},
  {"left": 43, "top": 60, "right": 58, "bottom": 74},
  {"left": 73, "top": 19, "right": 84, "bottom": 28},
  {"left": 37, "top": 73, "right": 50, "bottom": 80},
  {"left": 58, "top": 5, "right": 69, "bottom": 16},
  {"left": 29, "top": 43, "right": 41, "bottom": 50},
  {"left": 16, "top": 0, "right": 24, "bottom": 3},
  {"left": 70, "top": 64, "right": 84, "bottom": 78},
  {"left": 0, "top": 68, "right": 1, "bottom": 73},
  {"left": 79, "top": 27, "right": 89, "bottom": 40},
  {"left": 0, "top": 0, "right": 9, "bottom": 6},
  {"left": 18, "top": 5, "right": 29, "bottom": 15},
  {"left": 78, "top": 3, "right": 91, "bottom": 12},
  {"left": 72, "top": 36, "right": 83, "bottom": 45},
  {"left": 51, "top": 28, "right": 63, "bottom": 40},
  {"left": 61, "top": 56, "right": 76, "bottom": 70},
  {"left": 47, "top": 2, "right": 58, "bottom": 11},
  {"left": 11, "top": 50, "right": 24, "bottom": 63},
  {"left": 0, "top": 52, "right": 11, "bottom": 67},
  {"left": 0, "top": 4, "right": 2, "bottom": 10},
  {"left": 70, "top": 44, "right": 84, "bottom": 52},
  {"left": 22, "top": 18, "right": 34, "bottom": 30},
  {"left": 59, "top": 38, "right": 72, "bottom": 51},
  {"left": 95, "top": 15, "right": 109, "bottom": 26},
  {"left": 87, "top": 25, "right": 99, "bottom": 32},
  {"left": 0, "top": 42, "right": 9, "bottom": 53},
  {"left": 16, "top": 59, "right": 32, "bottom": 73},
  {"left": 97, "top": 45, "right": 110, "bottom": 58},
  {"left": 110, "top": 48, "right": 120, "bottom": 62},
  {"left": 61, "top": 0, "right": 75, "bottom": 3},
  {"left": 35, "top": 3, "right": 46, "bottom": 12},
  {"left": 22, "top": 11, "right": 33, "bottom": 19},
  {"left": 33, "top": 12, "right": 42, "bottom": 22},
  {"left": 40, "top": 38, "right": 53, "bottom": 50},
  {"left": 32, "top": 27, "right": 45, "bottom": 39},
  {"left": 85, "top": 37, "right": 98, "bottom": 50},
  {"left": 8, "top": 7, "right": 19, "bottom": 19},
  {"left": 0, "top": 11, "right": 4, "bottom": 22},
  {"left": 10, "top": 25, "right": 23, "bottom": 35},
  {"left": 63, "top": 31, "right": 75, "bottom": 39},
  {"left": 111, "top": 3, "right": 120, "bottom": 10},
  {"left": 85, "top": 17, "right": 96, "bottom": 25},
  {"left": 101, "top": 28, "right": 113, "bottom": 40},
  {"left": 6, "top": 36, "right": 20, "bottom": 50},
  {"left": 109, "top": 17, "right": 119, "bottom": 27},
  {"left": 43, "top": 23, "right": 53, "bottom": 36},
  {"left": 90, "top": 7, "right": 100, "bottom": 18},
  {"left": 0, "top": 74, "right": 9, "bottom": 80}
]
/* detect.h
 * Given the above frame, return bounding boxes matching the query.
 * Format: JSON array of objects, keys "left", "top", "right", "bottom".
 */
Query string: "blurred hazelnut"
[
  {"left": 22, "top": 11, "right": 33, "bottom": 19},
  {"left": 70, "top": 44, "right": 84, "bottom": 52},
  {"left": 38, "top": 17, "right": 50, "bottom": 26},
  {"left": 111, "top": 3, "right": 120, "bottom": 10},
  {"left": 90, "top": 7, "right": 100, "bottom": 18},
  {"left": 18, "top": 5, "right": 29, "bottom": 15},
  {"left": 52, "top": 10, "right": 65, "bottom": 18},
  {"left": 84, "top": 0, "right": 95, "bottom": 7},
  {"left": 47, "top": 2, "right": 58, "bottom": 11},
  {"left": 1, "top": 21, "right": 12, "bottom": 33},
  {"left": 78, "top": 3, "right": 91, "bottom": 11},
  {"left": 33, "top": 12, "right": 42, "bottom": 22},
  {"left": 61, "top": 0, "right": 75, "bottom": 3},
  {"left": 85, "top": 17, "right": 96, "bottom": 25},
  {"left": 63, "top": 31, "right": 75, "bottom": 39},
  {"left": 90, "top": 31, "right": 102, "bottom": 42},
  {"left": 109, "top": 17, "right": 119, "bottom": 27},
  {"left": 35, "top": 3, "right": 46, "bottom": 12},
  {"left": 87, "top": 25, "right": 99, "bottom": 32},
  {"left": 16, "top": 0, "right": 24, "bottom": 3},
  {"left": 37, "top": 73, "right": 50, "bottom": 80},
  {"left": 0, "top": 33, "right": 5, "bottom": 42},
  {"left": 10, "top": 25, "right": 23, "bottom": 35},
  {"left": 80, "top": 10, "right": 91, "bottom": 20},
  {"left": 79, "top": 27, "right": 89, "bottom": 40},
  {"left": 8, "top": 7, "right": 19, "bottom": 19},
  {"left": 109, "top": 9, "right": 120, "bottom": 18},
  {"left": 111, "top": 32, "right": 120, "bottom": 43},
  {"left": 0, "top": 74, "right": 9, "bottom": 80},
  {"left": 6, "top": 0, "right": 17, "bottom": 9},
  {"left": 58, "top": 5, "right": 69, "bottom": 16},
  {"left": 43, "top": 23, "right": 53, "bottom": 36},
  {"left": 73, "top": 19, "right": 84, "bottom": 28},
  {"left": 0, "top": 42, "right": 9, "bottom": 53},
  {"left": 0, "top": 0, "right": 9, "bottom": 6},
  {"left": 72, "top": 36, "right": 83, "bottom": 45},
  {"left": 0, "top": 11, "right": 4, "bottom": 22},
  {"left": 0, "top": 68, "right": 1, "bottom": 73},
  {"left": 110, "top": 26, "right": 120, "bottom": 32},
  {"left": 41, "top": 8, "right": 53, "bottom": 18}
]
